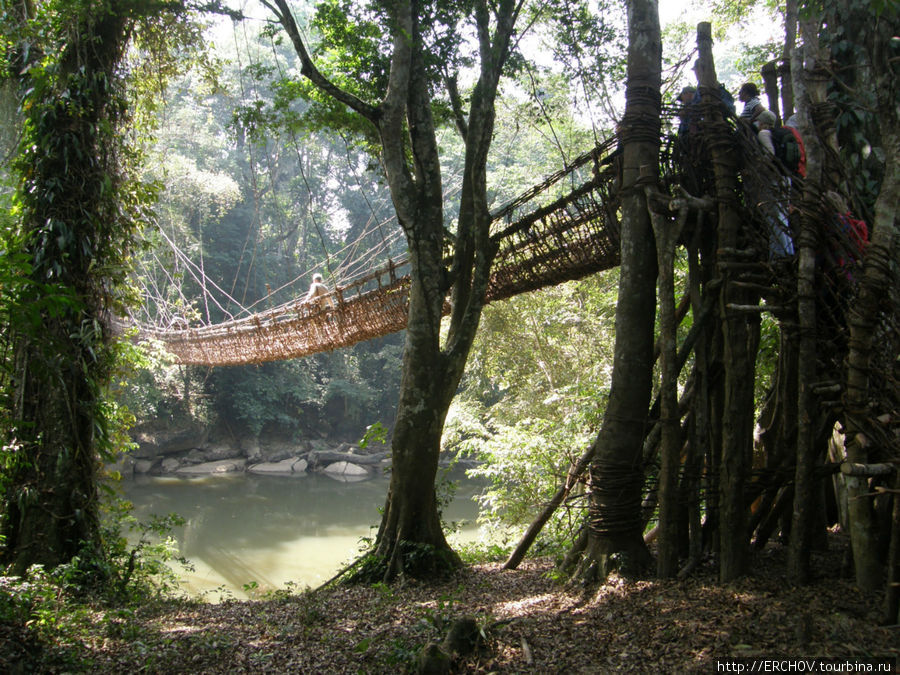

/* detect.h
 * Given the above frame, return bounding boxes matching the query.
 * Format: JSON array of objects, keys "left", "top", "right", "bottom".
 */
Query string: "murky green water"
[{"left": 120, "top": 470, "right": 485, "bottom": 600}]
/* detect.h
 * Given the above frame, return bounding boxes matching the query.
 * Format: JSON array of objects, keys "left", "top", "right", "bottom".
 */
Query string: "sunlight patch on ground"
[{"left": 493, "top": 592, "right": 559, "bottom": 615}]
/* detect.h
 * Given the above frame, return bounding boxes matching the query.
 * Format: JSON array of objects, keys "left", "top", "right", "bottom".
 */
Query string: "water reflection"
[{"left": 120, "top": 471, "right": 484, "bottom": 600}]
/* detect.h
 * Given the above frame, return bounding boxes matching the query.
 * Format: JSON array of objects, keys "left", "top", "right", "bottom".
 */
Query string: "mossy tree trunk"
[{"left": 1, "top": 0, "right": 136, "bottom": 575}]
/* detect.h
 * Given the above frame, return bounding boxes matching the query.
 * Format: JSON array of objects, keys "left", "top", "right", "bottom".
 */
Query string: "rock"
[
  {"left": 175, "top": 459, "right": 247, "bottom": 476},
  {"left": 416, "top": 642, "right": 450, "bottom": 675},
  {"left": 308, "top": 439, "right": 333, "bottom": 453},
  {"left": 416, "top": 617, "right": 481, "bottom": 673},
  {"left": 134, "top": 459, "right": 155, "bottom": 474},
  {"left": 310, "top": 451, "right": 385, "bottom": 468},
  {"left": 441, "top": 617, "right": 482, "bottom": 656},
  {"left": 160, "top": 457, "right": 181, "bottom": 473},
  {"left": 322, "top": 461, "right": 370, "bottom": 477},
  {"left": 183, "top": 448, "right": 208, "bottom": 464},
  {"left": 240, "top": 437, "right": 262, "bottom": 462},
  {"left": 133, "top": 425, "right": 208, "bottom": 458},
  {"left": 264, "top": 446, "right": 293, "bottom": 463},
  {"left": 247, "top": 457, "right": 307, "bottom": 476},
  {"left": 203, "top": 442, "right": 242, "bottom": 461}
]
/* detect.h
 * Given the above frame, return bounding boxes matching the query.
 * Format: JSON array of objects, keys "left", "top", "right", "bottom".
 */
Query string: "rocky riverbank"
[{"left": 107, "top": 424, "right": 394, "bottom": 482}]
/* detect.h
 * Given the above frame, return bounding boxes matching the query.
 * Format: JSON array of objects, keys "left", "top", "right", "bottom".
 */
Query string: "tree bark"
[
  {"left": 840, "top": 6, "right": 899, "bottom": 594},
  {"left": 780, "top": 0, "right": 798, "bottom": 120},
  {"left": 650, "top": 189, "right": 688, "bottom": 577},
  {"left": 569, "top": 0, "right": 660, "bottom": 584},
  {"left": 1, "top": 0, "right": 133, "bottom": 574},
  {"left": 695, "top": 22, "right": 759, "bottom": 582},
  {"left": 270, "top": 0, "right": 519, "bottom": 580},
  {"left": 787, "top": 16, "right": 820, "bottom": 584}
]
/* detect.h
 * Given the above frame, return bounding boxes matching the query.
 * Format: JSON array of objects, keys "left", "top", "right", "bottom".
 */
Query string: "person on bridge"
[
  {"left": 738, "top": 82, "right": 765, "bottom": 125},
  {"left": 305, "top": 273, "right": 336, "bottom": 310},
  {"left": 753, "top": 109, "right": 794, "bottom": 260}
]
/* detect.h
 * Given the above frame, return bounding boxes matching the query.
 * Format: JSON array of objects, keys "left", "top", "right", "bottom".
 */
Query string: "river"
[{"left": 120, "top": 469, "right": 486, "bottom": 600}]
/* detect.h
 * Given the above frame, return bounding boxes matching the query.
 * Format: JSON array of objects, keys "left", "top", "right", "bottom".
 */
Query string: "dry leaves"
[{"left": 81, "top": 539, "right": 899, "bottom": 673}]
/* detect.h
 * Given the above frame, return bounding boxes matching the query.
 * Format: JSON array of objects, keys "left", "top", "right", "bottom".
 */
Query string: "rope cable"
[{"left": 234, "top": 18, "right": 266, "bottom": 310}]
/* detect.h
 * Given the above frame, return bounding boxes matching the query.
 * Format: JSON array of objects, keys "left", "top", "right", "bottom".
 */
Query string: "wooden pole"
[
  {"left": 696, "top": 21, "right": 758, "bottom": 582},
  {"left": 761, "top": 60, "right": 781, "bottom": 124}
]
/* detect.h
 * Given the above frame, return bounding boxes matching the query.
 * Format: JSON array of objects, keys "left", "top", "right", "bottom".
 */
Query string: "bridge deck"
[{"left": 134, "top": 140, "right": 628, "bottom": 366}]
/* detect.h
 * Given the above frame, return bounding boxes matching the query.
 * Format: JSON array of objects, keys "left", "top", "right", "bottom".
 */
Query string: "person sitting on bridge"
[{"left": 305, "top": 273, "right": 336, "bottom": 310}]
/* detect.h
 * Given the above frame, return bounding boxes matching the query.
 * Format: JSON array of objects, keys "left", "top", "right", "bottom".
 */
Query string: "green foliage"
[
  {"left": 209, "top": 360, "right": 321, "bottom": 437},
  {"left": 456, "top": 540, "right": 510, "bottom": 564},
  {"left": 445, "top": 272, "right": 619, "bottom": 554},
  {"left": 0, "top": 501, "right": 190, "bottom": 672},
  {"left": 531, "top": 0, "right": 626, "bottom": 114},
  {"left": 754, "top": 313, "right": 781, "bottom": 413},
  {"left": 99, "top": 501, "right": 192, "bottom": 601},
  {"left": 814, "top": 0, "right": 896, "bottom": 218},
  {"left": 360, "top": 421, "right": 389, "bottom": 449},
  {"left": 115, "top": 338, "right": 208, "bottom": 424}
]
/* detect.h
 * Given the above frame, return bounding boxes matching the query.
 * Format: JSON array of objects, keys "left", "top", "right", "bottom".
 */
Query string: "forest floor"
[{"left": 6, "top": 534, "right": 899, "bottom": 673}]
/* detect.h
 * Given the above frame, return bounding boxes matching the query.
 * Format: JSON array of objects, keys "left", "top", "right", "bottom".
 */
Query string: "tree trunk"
[
  {"left": 695, "top": 22, "right": 759, "bottom": 582},
  {"left": 270, "top": 0, "right": 518, "bottom": 580},
  {"left": 374, "top": 336, "right": 461, "bottom": 577},
  {"left": 840, "top": 7, "right": 900, "bottom": 594},
  {"left": 780, "top": 0, "right": 798, "bottom": 120},
  {"left": 787, "top": 21, "right": 819, "bottom": 581},
  {"left": 569, "top": 0, "right": 660, "bottom": 584},
  {"left": 685, "top": 235, "right": 711, "bottom": 566},
  {"left": 885, "top": 471, "right": 900, "bottom": 624},
  {"left": 1, "top": 1, "right": 132, "bottom": 575},
  {"left": 651, "top": 189, "right": 688, "bottom": 577}
]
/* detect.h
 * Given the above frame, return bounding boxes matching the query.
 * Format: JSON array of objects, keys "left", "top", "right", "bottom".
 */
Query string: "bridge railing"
[{"left": 132, "top": 138, "right": 624, "bottom": 365}]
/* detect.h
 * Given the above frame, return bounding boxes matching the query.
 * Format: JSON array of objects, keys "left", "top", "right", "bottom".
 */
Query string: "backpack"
[
  {"left": 770, "top": 127, "right": 805, "bottom": 176},
  {"left": 826, "top": 212, "right": 869, "bottom": 280}
]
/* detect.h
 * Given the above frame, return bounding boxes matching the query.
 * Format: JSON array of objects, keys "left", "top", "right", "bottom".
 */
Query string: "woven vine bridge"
[{"left": 135, "top": 140, "right": 623, "bottom": 366}]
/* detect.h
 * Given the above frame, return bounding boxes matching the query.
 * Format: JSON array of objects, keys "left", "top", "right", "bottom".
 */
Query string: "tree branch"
[
  {"left": 443, "top": 70, "right": 468, "bottom": 141},
  {"left": 260, "top": 0, "right": 380, "bottom": 123}
]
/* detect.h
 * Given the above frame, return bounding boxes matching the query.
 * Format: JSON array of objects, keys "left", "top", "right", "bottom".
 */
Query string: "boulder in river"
[
  {"left": 247, "top": 457, "right": 308, "bottom": 476},
  {"left": 175, "top": 458, "right": 247, "bottom": 476},
  {"left": 321, "top": 461, "right": 371, "bottom": 481},
  {"left": 133, "top": 425, "right": 208, "bottom": 459}
]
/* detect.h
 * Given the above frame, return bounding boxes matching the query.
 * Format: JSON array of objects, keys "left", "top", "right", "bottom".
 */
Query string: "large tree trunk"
[
  {"left": 840, "top": 7, "right": 899, "bottom": 595},
  {"left": 374, "top": 303, "right": 461, "bottom": 577},
  {"left": 569, "top": 0, "right": 659, "bottom": 584},
  {"left": 1, "top": 1, "right": 132, "bottom": 575},
  {"left": 269, "top": 0, "right": 518, "bottom": 580}
]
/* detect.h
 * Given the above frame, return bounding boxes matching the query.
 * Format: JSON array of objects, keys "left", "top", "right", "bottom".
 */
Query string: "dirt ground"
[{"left": 33, "top": 535, "right": 885, "bottom": 674}]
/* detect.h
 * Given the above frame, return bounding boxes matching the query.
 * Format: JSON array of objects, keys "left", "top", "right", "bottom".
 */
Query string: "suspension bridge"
[
  {"left": 128, "top": 110, "right": 860, "bottom": 368},
  {"left": 132, "top": 136, "right": 625, "bottom": 366}
]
